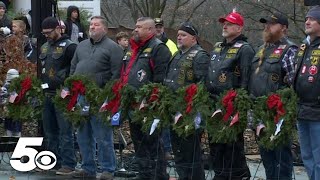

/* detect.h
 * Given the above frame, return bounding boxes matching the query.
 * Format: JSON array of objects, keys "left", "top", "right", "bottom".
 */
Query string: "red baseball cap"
[{"left": 219, "top": 12, "right": 244, "bottom": 26}]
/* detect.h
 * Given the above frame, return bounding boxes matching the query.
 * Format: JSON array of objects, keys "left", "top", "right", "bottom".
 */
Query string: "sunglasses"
[{"left": 41, "top": 28, "right": 55, "bottom": 35}]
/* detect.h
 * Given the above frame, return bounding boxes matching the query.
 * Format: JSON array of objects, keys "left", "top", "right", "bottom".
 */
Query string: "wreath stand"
[{"left": 114, "top": 127, "right": 136, "bottom": 178}]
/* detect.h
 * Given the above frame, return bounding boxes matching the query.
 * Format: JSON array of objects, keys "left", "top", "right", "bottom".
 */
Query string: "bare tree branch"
[{"left": 186, "top": 0, "right": 207, "bottom": 21}]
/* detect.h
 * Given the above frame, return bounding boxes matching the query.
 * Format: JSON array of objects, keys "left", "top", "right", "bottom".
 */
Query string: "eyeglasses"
[
  {"left": 41, "top": 29, "right": 55, "bottom": 35},
  {"left": 182, "top": 23, "right": 198, "bottom": 36}
]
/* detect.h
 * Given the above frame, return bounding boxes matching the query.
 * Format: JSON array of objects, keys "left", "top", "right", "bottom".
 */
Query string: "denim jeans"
[
  {"left": 77, "top": 115, "right": 116, "bottom": 175},
  {"left": 42, "top": 96, "right": 76, "bottom": 169},
  {"left": 259, "top": 144, "right": 293, "bottom": 180},
  {"left": 161, "top": 127, "right": 172, "bottom": 153},
  {"left": 297, "top": 120, "right": 320, "bottom": 180}
]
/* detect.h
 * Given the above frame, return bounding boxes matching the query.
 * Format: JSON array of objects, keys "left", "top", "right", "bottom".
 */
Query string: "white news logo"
[{"left": 10, "top": 137, "right": 57, "bottom": 172}]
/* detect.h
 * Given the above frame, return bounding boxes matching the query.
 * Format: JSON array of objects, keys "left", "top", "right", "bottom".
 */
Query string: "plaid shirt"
[{"left": 281, "top": 46, "right": 298, "bottom": 86}]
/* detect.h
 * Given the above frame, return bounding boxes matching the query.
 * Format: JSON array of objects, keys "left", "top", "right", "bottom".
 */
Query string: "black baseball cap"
[
  {"left": 260, "top": 12, "right": 289, "bottom": 27},
  {"left": 154, "top": 18, "right": 164, "bottom": 26}
]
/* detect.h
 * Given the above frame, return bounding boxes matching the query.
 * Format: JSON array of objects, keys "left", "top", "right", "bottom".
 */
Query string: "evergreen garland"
[
  {"left": 98, "top": 80, "right": 136, "bottom": 125},
  {"left": 54, "top": 75, "right": 100, "bottom": 127},
  {"left": 206, "top": 88, "right": 252, "bottom": 143},
  {"left": 119, "top": 84, "right": 136, "bottom": 122},
  {"left": 172, "top": 83, "right": 211, "bottom": 137},
  {"left": 252, "top": 88, "right": 297, "bottom": 149},
  {"left": 131, "top": 83, "right": 174, "bottom": 133},
  {"left": 7, "top": 74, "right": 44, "bottom": 121}
]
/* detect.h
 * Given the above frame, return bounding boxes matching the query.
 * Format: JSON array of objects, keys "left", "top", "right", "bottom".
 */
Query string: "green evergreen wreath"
[
  {"left": 54, "top": 75, "right": 100, "bottom": 127},
  {"left": 7, "top": 74, "right": 44, "bottom": 121},
  {"left": 172, "top": 83, "right": 211, "bottom": 137},
  {"left": 252, "top": 88, "right": 297, "bottom": 150},
  {"left": 131, "top": 83, "right": 174, "bottom": 133},
  {"left": 98, "top": 80, "right": 136, "bottom": 125},
  {"left": 206, "top": 88, "right": 252, "bottom": 143}
]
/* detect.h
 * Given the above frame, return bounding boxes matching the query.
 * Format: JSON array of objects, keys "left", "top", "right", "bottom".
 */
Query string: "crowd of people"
[{"left": 1, "top": 1, "right": 320, "bottom": 180}]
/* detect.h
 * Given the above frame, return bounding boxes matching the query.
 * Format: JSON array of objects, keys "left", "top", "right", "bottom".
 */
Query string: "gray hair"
[{"left": 91, "top": 16, "right": 108, "bottom": 28}]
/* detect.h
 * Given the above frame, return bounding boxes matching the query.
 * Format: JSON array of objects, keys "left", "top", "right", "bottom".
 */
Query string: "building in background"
[{"left": 11, "top": 0, "right": 100, "bottom": 16}]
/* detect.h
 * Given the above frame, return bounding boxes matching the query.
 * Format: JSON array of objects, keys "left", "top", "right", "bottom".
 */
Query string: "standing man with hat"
[
  {"left": 39, "top": 16, "right": 77, "bottom": 175},
  {"left": 155, "top": 17, "right": 178, "bottom": 56},
  {"left": 206, "top": 11, "right": 254, "bottom": 180},
  {"left": 164, "top": 21, "right": 209, "bottom": 180},
  {"left": 248, "top": 12, "right": 297, "bottom": 180},
  {"left": 294, "top": 5, "right": 320, "bottom": 180},
  {"left": 154, "top": 17, "right": 177, "bottom": 160}
]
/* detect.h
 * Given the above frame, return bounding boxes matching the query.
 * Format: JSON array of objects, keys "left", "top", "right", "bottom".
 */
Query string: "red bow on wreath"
[
  {"left": 148, "top": 87, "right": 159, "bottom": 103},
  {"left": 222, "top": 90, "right": 237, "bottom": 122},
  {"left": 14, "top": 77, "right": 32, "bottom": 104},
  {"left": 67, "top": 80, "right": 86, "bottom": 111},
  {"left": 185, "top": 84, "right": 197, "bottom": 114},
  {"left": 267, "top": 94, "right": 285, "bottom": 124},
  {"left": 102, "top": 80, "right": 123, "bottom": 114}
]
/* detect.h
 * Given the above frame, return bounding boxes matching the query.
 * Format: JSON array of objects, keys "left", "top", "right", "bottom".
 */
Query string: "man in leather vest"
[
  {"left": 121, "top": 17, "right": 171, "bottom": 180},
  {"left": 248, "top": 12, "right": 297, "bottom": 180},
  {"left": 294, "top": 6, "right": 320, "bottom": 180},
  {"left": 39, "top": 17, "right": 77, "bottom": 175},
  {"left": 164, "top": 22, "right": 209, "bottom": 180},
  {"left": 206, "top": 11, "right": 254, "bottom": 180}
]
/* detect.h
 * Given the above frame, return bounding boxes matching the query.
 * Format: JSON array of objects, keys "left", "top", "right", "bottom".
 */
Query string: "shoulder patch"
[
  {"left": 59, "top": 42, "right": 67, "bottom": 47},
  {"left": 214, "top": 42, "right": 222, "bottom": 48},
  {"left": 188, "top": 50, "right": 199, "bottom": 57},
  {"left": 125, "top": 51, "right": 132, "bottom": 56},
  {"left": 143, "top": 48, "right": 152, "bottom": 53},
  {"left": 278, "top": 45, "right": 287, "bottom": 49},
  {"left": 234, "top": 42, "right": 243, "bottom": 48},
  {"left": 312, "top": 50, "right": 320, "bottom": 56}
]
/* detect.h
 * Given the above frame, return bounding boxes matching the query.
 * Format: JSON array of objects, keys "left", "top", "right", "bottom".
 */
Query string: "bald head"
[{"left": 133, "top": 17, "right": 156, "bottom": 42}]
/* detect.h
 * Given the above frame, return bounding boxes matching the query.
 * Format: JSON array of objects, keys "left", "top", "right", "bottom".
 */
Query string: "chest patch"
[{"left": 137, "top": 69, "right": 146, "bottom": 82}]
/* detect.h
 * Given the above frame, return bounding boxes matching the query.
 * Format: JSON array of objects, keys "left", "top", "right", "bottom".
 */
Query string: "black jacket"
[
  {"left": 0, "top": 14, "right": 11, "bottom": 29},
  {"left": 294, "top": 37, "right": 320, "bottom": 121}
]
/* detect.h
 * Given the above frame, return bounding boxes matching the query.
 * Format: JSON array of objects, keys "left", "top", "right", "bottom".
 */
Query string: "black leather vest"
[
  {"left": 249, "top": 39, "right": 296, "bottom": 97},
  {"left": 207, "top": 40, "right": 249, "bottom": 95},
  {"left": 164, "top": 45, "right": 206, "bottom": 91},
  {"left": 39, "top": 39, "right": 74, "bottom": 91}
]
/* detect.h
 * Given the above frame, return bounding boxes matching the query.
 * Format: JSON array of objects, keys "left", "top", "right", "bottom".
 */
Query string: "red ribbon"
[
  {"left": 67, "top": 80, "right": 86, "bottom": 111},
  {"left": 222, "top": 90, "right": 237, "bottom": 122},
  {"left": 101, "top": 80, "right": 123, "bottom": 114},
  {"left": 14, "top": 77, "right": 32, "bottom": 104},
  {"left": 148, "top": 87, "right": 159, "bottom": 103},
  {"left": 267, "top": 94, "right": 285, "bottom": 124},
  {"left": 184, "top": 84, "right": 197, "bottom": 114}
]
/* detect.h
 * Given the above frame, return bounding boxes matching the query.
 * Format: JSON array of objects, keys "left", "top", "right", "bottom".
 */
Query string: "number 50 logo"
[{"left": 10, "top": 137, "right": 57, "bottom": 172}]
